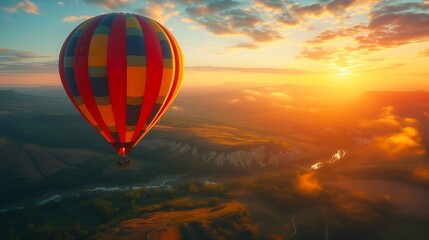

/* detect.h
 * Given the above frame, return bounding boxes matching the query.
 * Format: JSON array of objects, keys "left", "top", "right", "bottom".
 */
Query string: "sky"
[{"left": 0, "top": 0, "right": 428, "bottom": 92}]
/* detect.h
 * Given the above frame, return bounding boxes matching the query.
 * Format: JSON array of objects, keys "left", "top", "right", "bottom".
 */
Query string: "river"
[{"left": 0, "top": 174, "right": 187, "bottom": 213}]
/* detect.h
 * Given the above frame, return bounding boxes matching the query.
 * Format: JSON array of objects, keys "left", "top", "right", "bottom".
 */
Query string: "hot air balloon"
[{"left": 58, "top": 13, "right": 183, "bottom": 167}]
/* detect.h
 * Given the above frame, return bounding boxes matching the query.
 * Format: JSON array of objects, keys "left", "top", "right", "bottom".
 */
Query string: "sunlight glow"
[{"left": 338, "top": 68, "right": 349, "bottom": 77}]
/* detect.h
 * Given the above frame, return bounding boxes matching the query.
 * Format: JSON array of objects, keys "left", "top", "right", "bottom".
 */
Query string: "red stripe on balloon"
[
  {"left": 131, "top": 22, "right": 183, "bottom": 147},
  {"left": 74, "top": 15, "right": 115, "bottom": 142},
  {"left": 108, "top": 13, "right": 127, "bottom": 143},
  {"left": 148, "top": 22, "right": 183, "bottom": 127},
  {"left": 131, "top": 15, "right": 164, "bottom": 142},
  {"left": 166, "top": 25, "right": 183, "bottom": 104},
  {"left": 59, "top": 19, "right": 109, "bottom": 141},
  {"left": 59, "top": 27, "right": 92, "bottom": 124}
]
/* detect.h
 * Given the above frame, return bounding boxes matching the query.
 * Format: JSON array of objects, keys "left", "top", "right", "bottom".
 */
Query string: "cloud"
[
  {"left": 187, "top": 66, "right": 311, "bottom": 75},
  {"left": 298, "top": 24, "right": 366, "bottom": 65},
  {"left": 370, "top": 4, "right": 428, "bottom": 42},
  {"left": 250, "top": 28, "right": 283, "bottom": 42},
  {"left": 252, "top": 0, "right": 299, "bottom": 27},
  {"left": 0, "top": 61, "right": 57, "bottom": 73},
  {"left": 170, "top": 105, "right": 183, "bottom": 111},
  {"left": 82, "top": 0, "right": 134, "bottom": 10},
  {"left": 369, "top": 2, "right": 429, "bottom": 18},
  {"left": 174, "top": 0, "right": 380, "bottom": 53},
  {"left": 417, "top": 48, "right": 429, "bottom": 57},
  {"left": 298, "top": 47, "right": 336, "bottom": 61},
  {"left": 306, "top": 25, "right": 366, "bottom": 45},
  {"left": 358, "top": 106, "right": 426, "bottom": 159},
  {"left": 290, "top": 0, "right": 365, "bottom": 18},
  {"left": 270, "top": 91, "right": 292, "bottom": 99},
  {"left": 186, "top": 0, "right": 240, "bottom": 17},
  {"left": 359, "top": 106, "right": 400, "bottom": 130},
  {"left": 61, "top": 15, "right": 92, "bottom": 23},
  {"left": 413, "top": 167, "right": 429, "bottom": 181},
  {"left": 230, "top": 42, "right": 259, "bottom": 50},
  {"left": 186, "top": 8, "right": 261, "bottom": 35},
  {"left": 183, "top": 0, "right": 285, "bottom": 47},
  {"left": 58, "top": 1, "right": 64, "bottom": 6},
  {"left": 0, "top": 48, "right": 39, "bottom": 61},
  {"left": 138, "top": 0, "right": 180, "bottom": 24},
  {"left": 357, "top": 12, "right": 429, "bottom": 48},
  {"left": 326, "top": 0, "right": 357, "bottom": 13},
  {"left": 0, "top": 48, "right": 54, "bottom": 73},
  {"left": 276, "top": 11, "right": 299, "bottom": 26},
  {"left": 374, "top": 126, "right": 426, "bottom": 157},
  {"left": 292, "top": 3, "right": 324, "bottom": 16},
  {"left": 180, "top": 17, "right": 194, "bottom": 23},
  {"left": 243, "top": 89, "right": 262, "bottom": 96},
  {"left": 296, "top": 171, "right": 322, "bottom": 194},
  {"left": 243, "top": 87, "right": 294, "bottom": 101},
  {"left": 174, "top": 0, "right": 202, "bottom": 3},
  {"left": 3, "top": 0, "right": 39, "bottom": 14},
  {"left": 255, "top": 0, "right": 287, "bottom": 12},
  {"left": 298, "top": 1, "right": 429, "bottom": 64}
]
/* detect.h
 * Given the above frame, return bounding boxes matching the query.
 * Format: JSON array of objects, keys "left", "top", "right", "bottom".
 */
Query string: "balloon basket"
[{"left": 117, "top": 155, "right": 131, "bottom": 168}]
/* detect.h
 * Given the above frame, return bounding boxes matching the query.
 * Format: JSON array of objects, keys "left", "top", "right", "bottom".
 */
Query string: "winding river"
[{"left": 1, "top": 174, "right": 187, "bottom": 213}]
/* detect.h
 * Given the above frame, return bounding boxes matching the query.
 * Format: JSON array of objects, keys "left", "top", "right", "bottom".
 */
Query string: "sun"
[
  {"left": 331, "top": 67, "right": 354, "bottom": 90},
  {"left": 338, "top": 68, "right": 349, "bottom": 77}
]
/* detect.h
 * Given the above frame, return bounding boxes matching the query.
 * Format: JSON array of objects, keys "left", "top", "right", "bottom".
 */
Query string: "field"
[{"left": 98, "top": 201, "right": 247, "bottom": 240}]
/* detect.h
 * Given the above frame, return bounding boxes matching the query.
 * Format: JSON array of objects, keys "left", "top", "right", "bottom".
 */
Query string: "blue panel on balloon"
[
  {"left": 64, "top": 67, "right": 79, "bottom": 97},
  {"left": 65, "top": 37, "right": 79, "bottom": 56},
  {"left": 99, "top": 13, "right": 116, "bottom": 27},
  {"left": 126, "top": 36, "right": 146, "bottom": 56},
  {"left": 126, "top": 104, "right": 142, "bottom": 125},
  {"left": 146, "top": 104, "right": 161, "bottom": 124},
  {"left": 89, "top": 77, "right": 109, "bottom": 97},
  {"left": 160, "top": 40, "right": 172, "bottom": 59}
]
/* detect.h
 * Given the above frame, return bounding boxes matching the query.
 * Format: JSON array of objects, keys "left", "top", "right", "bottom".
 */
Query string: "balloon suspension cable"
[{"left": 117, "top": 154, "right": 131, "bottom": 168}]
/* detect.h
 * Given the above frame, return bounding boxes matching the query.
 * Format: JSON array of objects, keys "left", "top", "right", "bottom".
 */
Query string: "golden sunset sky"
[{"left": 1, "top": 0, "right": 428, "bottom": 92}]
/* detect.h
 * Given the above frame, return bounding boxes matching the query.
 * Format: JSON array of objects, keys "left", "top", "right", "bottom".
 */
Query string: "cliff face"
[{"left": 138, "top": 139, "right": 305, "bottom": 168}]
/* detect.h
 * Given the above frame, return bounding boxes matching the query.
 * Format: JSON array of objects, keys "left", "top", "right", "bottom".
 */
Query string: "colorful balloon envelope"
[{"left": 58, "top": 13, "right": 184, "bottom": 167}]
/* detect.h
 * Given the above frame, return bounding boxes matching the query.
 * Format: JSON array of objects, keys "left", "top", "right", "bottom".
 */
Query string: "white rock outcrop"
[{"left": 139, "top": 139, "right": 304, "bottom": 168}]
